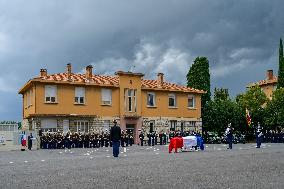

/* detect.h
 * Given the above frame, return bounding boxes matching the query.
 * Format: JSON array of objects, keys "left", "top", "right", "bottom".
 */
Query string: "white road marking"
[
  {"left": 9, "top": 162, "right": 13, "bottom": 164},
  {"left": 41, "top": 160, "right": 45, "bottom": 162},
  {"left": 106, "top": 156, "right": 110, "bottom": 158},
  {"left": 121, "top": 152, "right": 124, "bottom": 154},
  {"left": 155, "top": 153, "right": 159, "bottom": 155},
  {"left": 106, "top": 150, "right": 109, "bottom": 152},
  {"left": 59, "top": 152, "right": 62, "bottom": 154},
  {"left": 217, "top": 148, "right": 222, "bottom": 151},
  {"left": 124, "top": 155, "right": 127, "bottom": 157}
]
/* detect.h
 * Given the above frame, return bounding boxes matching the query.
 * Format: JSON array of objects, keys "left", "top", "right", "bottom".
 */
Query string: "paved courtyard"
[{"left": 0, "top": 143, "right": 283, "bottom": 189}]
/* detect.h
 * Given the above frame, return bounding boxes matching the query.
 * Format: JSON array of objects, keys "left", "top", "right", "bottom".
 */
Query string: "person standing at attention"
[
  {"left": 110, "top": 120, "right": 121, "bottom": 158},
  {"left": 256, "top": 122, "right": 263, "bottom": 148},
  {"left": 225, "top": 123, "right": 233, "bottom": 149}
]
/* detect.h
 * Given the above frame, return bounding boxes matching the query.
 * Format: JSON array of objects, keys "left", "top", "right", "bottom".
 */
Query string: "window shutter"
[
  {"left": 102, "top": 89, "right": 111, "bottom": 104},
  {"left": 50, "top": 86, "right": 56, "bottom": 97},
  {"left": 75, "top": 87, "right": 85, "bottom": 97},
  {"left": 45, "top": 86, "right": 51, "bottom": 97}
]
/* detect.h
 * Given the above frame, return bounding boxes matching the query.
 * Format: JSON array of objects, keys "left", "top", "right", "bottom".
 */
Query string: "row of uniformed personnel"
[{"left": 39, "top": 130, "right": 134, "bottom": 149}]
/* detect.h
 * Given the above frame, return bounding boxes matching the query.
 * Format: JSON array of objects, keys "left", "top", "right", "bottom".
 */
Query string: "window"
[
  {"left": 75, "top": 87, "right": 85, "bottom": 104},
  {"left": 101, "top": 89, "right": 112, "bottom": 105},
  {"left": 168, "top": 94, "right": 176, "bottom": 107},
  {"left": 147, "top": 92, "right": 156, "bottom": 106},
  {"left": 26, "top": 91, "right": 29, "bottom": 107},
  {"left": 45, "top": 85, "right": 57, "bottom": 103},
  {"left": 26, "top": 89, "right": 33, "bottom": 107},
  {"left": 29, "top": 89, "right": 33, "bottom": 106},
  {"left": 41, "top": 119, "right": 57, "bottom": 132},
  {"left": 125, "top": 89, "right": 137, "bottom": 112},
  {"left": 188, "top": 95, "right": 195, "bottom": 108},
  {"left": 74, "top": 121, "right": 89, "bottom": 133},
  {"left": 103, "top": 120, "right": 110, "bottom": 131},
  {"left": 170, "top": 120, "right": 177, "bottom": 131},
  {"left": 149, "top": 121, "right": 155, "bottom": 133}
]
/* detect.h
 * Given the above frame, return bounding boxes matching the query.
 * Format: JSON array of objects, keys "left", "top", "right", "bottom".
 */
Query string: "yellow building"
[
  {"left": 19, "top": 64, "right": 205, "bottom": 143},
  {"left": 248, "top": 70, "right": 278, "bottom": 99}
]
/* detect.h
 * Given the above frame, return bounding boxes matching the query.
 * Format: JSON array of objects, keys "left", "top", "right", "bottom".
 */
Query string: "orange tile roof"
[
  {"left": 248, "top": 76, "right": 278, "bottom": 87},
  {"left": 19, "top": 72, "right": 205, "bottom": 94},
  {"left": 35, "top": 73, "right": 120, "bottom": 86}
]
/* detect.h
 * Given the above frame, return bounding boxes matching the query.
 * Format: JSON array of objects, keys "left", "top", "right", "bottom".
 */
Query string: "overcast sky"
[{"left": 0, "top": 0, "right": 283, "bottom": 121}]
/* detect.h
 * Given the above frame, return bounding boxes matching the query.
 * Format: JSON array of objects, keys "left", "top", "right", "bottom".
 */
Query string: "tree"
[
  {"left": 277, "top": 38, "right": 284, "bottom": 88},
  {"left": 237, "top": 85, "right": 268, "bottom": 127},
  {"left": 264, "top": 88, "right": 284, "bottom": 130},
  {"left": 202, "top": 88, "right": 244, "bottom": 135},
  {"left": 187, "top": 57, "right": 211, "bottom": 111},
  {"left": 214, "top": 88, "right": 229, "bottom": 101}
]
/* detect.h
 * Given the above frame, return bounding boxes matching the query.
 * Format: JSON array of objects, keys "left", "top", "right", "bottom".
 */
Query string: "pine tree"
[
  {"left": 277, "top": 38, "right": 284, "bottom": 88},
  {"left": 187, "top": 56, "right": 211, "bottom": 112}
]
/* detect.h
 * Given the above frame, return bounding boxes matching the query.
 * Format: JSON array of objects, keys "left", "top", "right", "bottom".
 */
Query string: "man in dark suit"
[
  {"left": 110, "top": 120, "right": 121, "bottom": 157},
  {"left": 28, "top": 133, "right": 33, "bottom": 150}
]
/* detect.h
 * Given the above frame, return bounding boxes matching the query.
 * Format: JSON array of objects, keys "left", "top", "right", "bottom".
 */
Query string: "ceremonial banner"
[{"left": 246, "top": 108, "right": 252, "bottom": 127}]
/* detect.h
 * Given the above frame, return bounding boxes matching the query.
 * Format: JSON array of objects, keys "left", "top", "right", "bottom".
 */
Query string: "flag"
[{"left": 246, "top": 108, "right": 252, "bottom": 127}]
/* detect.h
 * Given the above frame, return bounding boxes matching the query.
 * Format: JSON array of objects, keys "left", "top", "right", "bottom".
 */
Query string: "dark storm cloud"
[{"left": 0, "top": 0, "right": 283, "bottom": 120}]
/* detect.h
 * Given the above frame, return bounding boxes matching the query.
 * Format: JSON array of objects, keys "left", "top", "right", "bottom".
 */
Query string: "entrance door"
[
  {"left": 126, "top": 124, "right": 135, "bottom": 140},
  {"left": 149, "top": 121, "right": 155, "bottom": 133},
  {"left": 181, "top": 122, "right": 184, "bottom": 133}
]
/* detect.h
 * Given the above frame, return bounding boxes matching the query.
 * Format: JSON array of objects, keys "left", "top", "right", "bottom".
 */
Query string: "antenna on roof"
[{"left": 130, "top": 64, "right": 135, "bottom": 72}]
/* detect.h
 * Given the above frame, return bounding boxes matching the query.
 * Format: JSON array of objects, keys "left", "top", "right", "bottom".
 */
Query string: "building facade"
[
  {"left": 19, "top": 64, "right": 205, "bottom": 143},
  {"left": 247, "top": 70, "right": 278, "bottom": 99}
]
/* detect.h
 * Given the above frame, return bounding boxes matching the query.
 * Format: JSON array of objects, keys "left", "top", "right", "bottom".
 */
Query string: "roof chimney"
[
  {"left": 157, "top": 73, "right": 164, "bottom": 87},
  {"left": 66, "top": 63, "right": 72, "bottom": 80},
  {"left": 40, "top": 69, "right": 47, "bottom": 77},
  {"left": 266, "top": 70, "right": 274, "bottom": 80},
  {"left": 85, "top": 65, "right": 93, "bottom": 80}
]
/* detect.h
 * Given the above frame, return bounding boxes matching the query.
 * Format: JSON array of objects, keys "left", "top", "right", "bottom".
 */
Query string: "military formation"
[{"left": 39, "top": 130, "right": 135, "bottom": 149}]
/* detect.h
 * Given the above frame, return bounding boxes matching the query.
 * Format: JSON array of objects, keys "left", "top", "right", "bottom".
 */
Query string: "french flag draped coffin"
[{"left": 169, "top": 136, "right": 205, "bottom": 153}]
